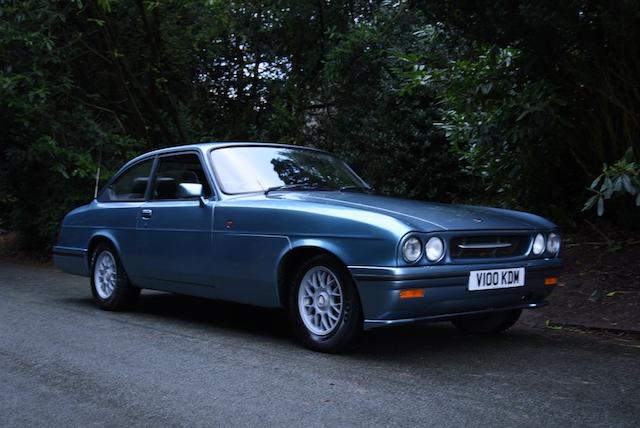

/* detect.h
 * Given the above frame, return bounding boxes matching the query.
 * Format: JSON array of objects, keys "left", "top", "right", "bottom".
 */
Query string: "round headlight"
[
  {"left": 546, "top": 232, "right": 561, "bottom": 255},
  {"left": 402, "top": 237, "right": 422, "bottom": 263},
  {"left": 425, "top": 237, "right": 445, "bottom": 262},
  {"left": 532, "top": 233, "right": 545, "bottom": 255}
]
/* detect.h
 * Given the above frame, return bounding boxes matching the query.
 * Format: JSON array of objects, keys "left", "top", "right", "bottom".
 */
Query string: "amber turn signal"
[
  {"left": 544, "top": 277, "right": 558, "bottom": 286},
  {"left": 399, "top": 288, "right": 425, "bottom": 299}
]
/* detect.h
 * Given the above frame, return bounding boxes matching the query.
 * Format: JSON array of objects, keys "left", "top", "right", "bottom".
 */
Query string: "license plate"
[{"left": 468, "top": 267, "right": 525, "bottom": 291}]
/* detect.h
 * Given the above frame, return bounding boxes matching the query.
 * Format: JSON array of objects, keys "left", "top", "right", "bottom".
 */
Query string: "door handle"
[{"left": 141, "top": 209, "right": 153, "bottom": 220}]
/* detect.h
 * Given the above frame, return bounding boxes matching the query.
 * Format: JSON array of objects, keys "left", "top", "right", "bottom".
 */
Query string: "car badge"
[{"left": 472, "top": 218, "right": 483, "bottom": 223}]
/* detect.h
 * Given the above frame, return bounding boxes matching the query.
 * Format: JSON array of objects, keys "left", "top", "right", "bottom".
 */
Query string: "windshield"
[{"left": 210, "top": 146, "right": 367, "bottom": 194}]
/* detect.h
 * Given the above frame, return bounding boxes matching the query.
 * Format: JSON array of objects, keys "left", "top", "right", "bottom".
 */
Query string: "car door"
[
  {"left": 134, "top": 152, "right": 215, "bottom": 292},
  {"left": 96, "top": 157, "right": 156, "bottom": 282}
]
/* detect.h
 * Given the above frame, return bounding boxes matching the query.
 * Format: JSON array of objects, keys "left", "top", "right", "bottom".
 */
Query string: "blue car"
[{"left": 54, "top": 142, "right": 562, "bottom": 352}]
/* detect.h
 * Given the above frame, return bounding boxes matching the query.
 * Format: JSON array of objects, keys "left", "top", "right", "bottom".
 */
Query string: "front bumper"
[{"left": 348, "top": 258, "right": 562, "bottom": 330}]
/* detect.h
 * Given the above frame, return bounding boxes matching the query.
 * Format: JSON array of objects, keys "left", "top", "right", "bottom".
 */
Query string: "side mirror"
[{"left": 177, "top": 183, "right": 205, "bottom": 206}]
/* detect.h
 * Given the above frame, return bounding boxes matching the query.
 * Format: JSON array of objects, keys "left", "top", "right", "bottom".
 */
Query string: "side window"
[
  {"left": 152, "top": 153, "right": 212, "bottom": 200},
  {"left": 105, "top": 159, "right": 154, "bottom": 201}
]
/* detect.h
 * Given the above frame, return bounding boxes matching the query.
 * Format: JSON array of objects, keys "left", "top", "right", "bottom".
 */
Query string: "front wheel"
[
  {"left": 451, "top": 309, "right": 522, "bottom": 334},
  {"left": 90, "top": 243, "right": 140, "bottom": 311},
  {"left": 289, "top": 254, "right": 363, "bottom": 353}
]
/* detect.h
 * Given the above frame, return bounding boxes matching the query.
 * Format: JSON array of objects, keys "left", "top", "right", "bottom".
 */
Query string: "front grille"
[{"left": 450, "top": 235, "right": 530, "bottom": 259}]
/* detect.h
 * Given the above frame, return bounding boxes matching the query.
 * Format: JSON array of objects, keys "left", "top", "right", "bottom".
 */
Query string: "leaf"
[
  {"left": 597, "top": 197, "right": 604, "bottom": 216},
  {"left": 606, "top": 291, "right": 617, "bottom": 297},
  {"left": 516, "top": 110, "right": 529, "bottom": 121},
  {"left": 623, "top": 146, "right": 635, "bottom": 162},
  {"left": 589, "top": 289, "right": 601, "bottom": 302},
  {"left": 622, "top": 174, "right": 636, "bottom": 194},
  {"left": 97, "top": 0, "right": 113, "bottom": 13},
  {"left": 590, "top": 175, "right": 602, "bottom": 189},
  {"left": 603, "top": 177, "right": 614, "bottom": 198},
  {"left": 87, "top": 18, "right": 105, "bottom": 27},
  {"left": 614, "top": 176, "right": 623, "bottom": 192},
  {"left": 582, "top": 195, "right": 598, "bottom": 211},
  {"left": 545, "top": 320, "right": 563, "bottom": 330},
  {"left": 52, "top": 163, "right": 69, "bottom": 179}
]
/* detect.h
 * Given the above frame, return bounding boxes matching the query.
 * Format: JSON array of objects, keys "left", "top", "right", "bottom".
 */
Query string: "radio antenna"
[{"left": 93, "top": 143, "right": 104, "bottom": 199}]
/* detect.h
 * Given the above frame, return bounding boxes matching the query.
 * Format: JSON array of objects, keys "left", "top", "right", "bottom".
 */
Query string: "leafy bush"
[
  {"left": 396, "top": 28, "right": 574, "bottom": 213},
  {"left": 584, "top": 148, "right": 640, "bottom": 216},
  {"left": 3, "top": 0, "right": 640, "bottom": 254}
]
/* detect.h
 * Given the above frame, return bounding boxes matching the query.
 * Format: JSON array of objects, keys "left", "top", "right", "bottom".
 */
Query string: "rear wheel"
[
  {"left": 90, "top": 243, "right": 140, "bottom": 311},
  {"left": 451, "top": 309, "right": 522, "bottom": 334},
  {"left": 289, "top": 254, "right": 363, "bottom": 353}
]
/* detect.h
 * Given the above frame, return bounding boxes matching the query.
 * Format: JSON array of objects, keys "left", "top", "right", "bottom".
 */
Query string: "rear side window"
[
  {"left": 152, "top": 153, "right": 212, "bottom": 200},
  {"left": 104, "top": 159, "right": 154, "bottom": 201}
]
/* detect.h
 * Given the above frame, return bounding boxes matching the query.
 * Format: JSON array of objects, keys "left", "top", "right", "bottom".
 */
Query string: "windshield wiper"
[
  {"left": 264, "top": 183, "right": 326, "bottom": 195},
  {"left": 339, "top": 185, "right": 373, "bottom": 193},
  {"left": 265, "top": 183, "right": 369, "bottom": 195}
]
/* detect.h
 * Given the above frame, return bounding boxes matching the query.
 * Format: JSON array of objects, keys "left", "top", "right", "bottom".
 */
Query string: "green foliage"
[
  {"left": 311, "top": 11, "right": 462, "bottom": 201},
  {"left": 2, "top": 0, "right": 640, "bottom": 252},
  {"left": 0, "top": 0, "right": 147, "bottom": 248},
  {"left": 400, "top": 1, "right": 640, "bottom": 220},
  {"left": 398, "top": 31, "right": 570, "bottom": 209},
  {"left": 583, "top": 148, "right": 640, "bottom": 216}
]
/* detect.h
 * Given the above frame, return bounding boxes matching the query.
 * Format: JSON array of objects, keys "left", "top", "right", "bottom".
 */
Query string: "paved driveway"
[{"left": 0, "top": 260, "right": 638, "bottom": 427}]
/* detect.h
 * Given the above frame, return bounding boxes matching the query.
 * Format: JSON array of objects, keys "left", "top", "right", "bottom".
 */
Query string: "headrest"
[
  {"left": 156, "top": 177, "right": 177, "bottom": 199},
  {"left": 179, "top": 170, "right": 200, "bottom": 184},
  {"left": 131, "top": 177, "right": 149, "bottom": 195}
]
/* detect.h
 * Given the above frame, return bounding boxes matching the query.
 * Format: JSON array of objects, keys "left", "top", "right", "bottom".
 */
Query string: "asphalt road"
[{"left": 1, "top": 260, "right": 639, "bottom": 427}]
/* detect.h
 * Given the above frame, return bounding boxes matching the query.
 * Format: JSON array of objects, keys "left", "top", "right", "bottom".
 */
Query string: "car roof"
[{"left": 129, "top": 141, "right": 330, "bottom": 162}]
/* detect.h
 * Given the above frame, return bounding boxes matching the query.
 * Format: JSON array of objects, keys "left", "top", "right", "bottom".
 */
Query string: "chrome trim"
[
  {"left": 348, "top": 258, "right": 563, "bottom": 281},
  {"left": 363, "top": 302, "right": 547, "bottom": 330},
  {"left": 457, "top": 242, "right": 512, "bottom": 249},
  {"left": 52, "top": 246, "right": 88, "bottom": 257}
]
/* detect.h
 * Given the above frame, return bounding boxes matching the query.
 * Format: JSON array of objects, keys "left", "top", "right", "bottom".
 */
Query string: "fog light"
[{"left": 399, "top": 289, "right": 425, "bottom": 299}]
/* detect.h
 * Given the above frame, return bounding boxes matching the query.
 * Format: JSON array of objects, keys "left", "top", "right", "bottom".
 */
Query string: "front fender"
[{"left": 287, "top": 235, "right": 398, "bottom": 267}]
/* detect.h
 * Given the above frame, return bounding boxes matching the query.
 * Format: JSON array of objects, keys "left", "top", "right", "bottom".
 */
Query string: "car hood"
[{"left": 278, "top": 192, "right": 555, "bottom": 232}]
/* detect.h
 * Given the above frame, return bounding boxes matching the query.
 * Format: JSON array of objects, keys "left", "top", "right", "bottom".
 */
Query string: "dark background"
[{"left": 1, "top": 0, "right": 639, "bottom": 252}]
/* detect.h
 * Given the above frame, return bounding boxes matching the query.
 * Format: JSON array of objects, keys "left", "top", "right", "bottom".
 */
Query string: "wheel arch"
[
  {"left": 276, "top": 245, "right": 352, "bottom": 308},
  {"left": 86, "top": 232, "right": 121, "bottom": 269}
]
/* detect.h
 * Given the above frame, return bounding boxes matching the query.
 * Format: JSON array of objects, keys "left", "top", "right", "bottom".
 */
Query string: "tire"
[
  {"left": 451, "top": 309, "right": 522, "bottom": 334},
  {"left": 288, "top": 254, "right": 363, "bottom": 353},
  {"left": 90, "top": 243, "right": 140, "bottom": 311}
]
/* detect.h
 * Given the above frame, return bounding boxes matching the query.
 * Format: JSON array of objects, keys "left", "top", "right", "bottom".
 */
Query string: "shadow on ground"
[{"left": 63, "top": 290, "right": 573, "bottom": 361}]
